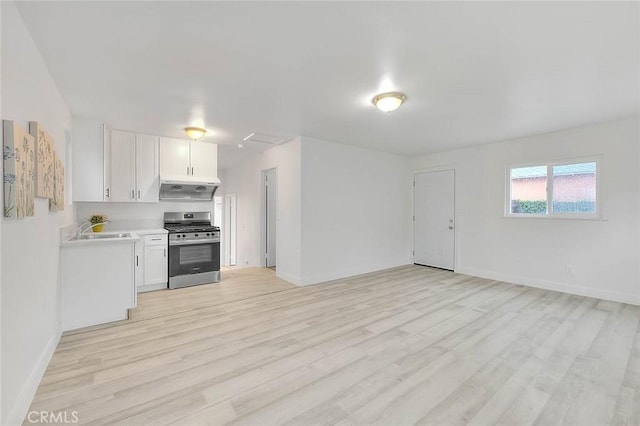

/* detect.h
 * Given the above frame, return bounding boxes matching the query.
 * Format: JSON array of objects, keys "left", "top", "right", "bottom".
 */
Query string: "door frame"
[
  {"left": 412, "top": 167, "right": 457, "bottom": 271},
  {"left": 261, "top": 167, "right": 277, "bottom": 268},
  {"left": 223, "top": 193, "right": 237, "bottom": 266}
]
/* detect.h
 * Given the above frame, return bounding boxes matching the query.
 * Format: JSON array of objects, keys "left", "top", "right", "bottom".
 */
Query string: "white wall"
[
  {"left": 222, "top": 137, "right": 411, "bottom": 286},
  {"left": 75, "top": 200, "right": 218, "bottom": 230},
  {"left": 222, "top": 139, "right": 302, "bottom": 283},
  {"left": 1, "top": 2, "right": 74, "bottom": 423},
  {"left": 300, "top": 137, "right": 412, "bottom": 285},
  {"left": 411, "top": 117, "right": 640, "bottom": 305},
  {"left": 76, "top": 165, "right": 227, "bottom": 265},
  {"left": 0, "top": 2, "right": 4, "bottom": 421}
]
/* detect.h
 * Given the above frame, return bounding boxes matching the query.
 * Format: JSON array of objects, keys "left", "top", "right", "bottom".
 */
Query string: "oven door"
[{"left": 169, "top": 240, "right": 220, "bottom": 277}]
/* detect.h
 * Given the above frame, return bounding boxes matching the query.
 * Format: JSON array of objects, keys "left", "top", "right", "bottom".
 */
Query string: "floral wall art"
[
  {"left": 29, "top": 121, "right": 55, "bottom": 199},
  {"left": 50, "top": 153, "right": 65, "bottom": 211},
  {"left": 3, "top": 120, "right": 35, "bottom": 218}
]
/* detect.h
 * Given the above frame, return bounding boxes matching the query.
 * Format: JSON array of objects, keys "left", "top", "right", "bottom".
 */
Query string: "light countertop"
[
  {"left": 61, "top": 232, "right": 140, "bottom": 247},
  {"left": 60, "top": 222, "right": 168, "bottom": 247},
  {"left": 117, "top": 228, "right": 168, "bottom": 235}
]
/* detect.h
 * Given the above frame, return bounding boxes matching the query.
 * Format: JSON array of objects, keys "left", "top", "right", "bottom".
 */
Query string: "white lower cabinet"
[
  {"left": 61, "top": 241, "right": 136, "bottom": 331},
  {"left": 137, "top": 233, "right": 168, "bottom": 292},
  {"left": 145, "top": 245, "right": 168, "bottom": 285}
]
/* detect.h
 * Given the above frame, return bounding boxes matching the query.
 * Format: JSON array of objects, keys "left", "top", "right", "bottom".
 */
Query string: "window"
[{"left": 508, "top": 160, "right": 598, "bottom": 218}]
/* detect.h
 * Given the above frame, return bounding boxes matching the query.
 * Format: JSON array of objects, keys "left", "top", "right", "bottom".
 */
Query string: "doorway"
[
  {"left": 262, "top": 168, "right": 277, "bottom": 269},
  {"left": 414, "top": 169, "right": 455, "bottom": 270},
  {"left": 223, "top": 193, "right": 237, "bottom": 266}
]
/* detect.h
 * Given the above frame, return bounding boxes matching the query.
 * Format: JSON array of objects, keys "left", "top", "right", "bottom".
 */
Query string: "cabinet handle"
[
  {"left": 105, "top": 188, "right": 110, "bottom": 198},
  {"left": 187, "top": 166, "right": 190, "bottom": 175},
  {"left": 136, "top": 255, "right": 139, "bottom": 267},
  {"left": 138, "top": 190, "right": 141, "bottom": 199},
  {"left": 191, "top": 167, "right": 194, "bottom": 175},
  {"left": 164, "top": 248, "right": 166, "bottom": 257},
  {"left": 131, "top": 189, "right": 135, "bottom": 199}
]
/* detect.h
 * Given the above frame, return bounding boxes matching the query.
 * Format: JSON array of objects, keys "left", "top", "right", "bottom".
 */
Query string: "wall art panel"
[
  {"left": 50, "top": 153, "right": 65, "bottom": 211},
  {"left": 29, "top": 121, "right": 54, "bottom": 199},
  {"left": 3, "top": 120, "right": 35, "bottom": 218}
]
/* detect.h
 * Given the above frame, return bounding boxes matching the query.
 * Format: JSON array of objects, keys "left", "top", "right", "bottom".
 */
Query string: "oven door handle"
[{"left": 169, "top": 239, "right": 219, "bottom": 246}]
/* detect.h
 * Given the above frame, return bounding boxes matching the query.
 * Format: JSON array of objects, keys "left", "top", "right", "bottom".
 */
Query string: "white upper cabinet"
[
  {"left": 110, "top": 130, "right": 136, "bottom": 202},
  {"left": 110, "top": 130, "right": 159, "bottom": 203},
  {"left": 160, "top": 137, "right": 218, "bottom": 181},
  {"left": 136, "top": 134, "right": 159, "bottom": 203},
  {"left": 72, "top": 118, "right": 111, "bottom": 202},
  {"left": 159, "top": 137, "right": 190, "bottom": 180},
  {"left": 190, "top": 141, "right": 218, "bottom": 181}
]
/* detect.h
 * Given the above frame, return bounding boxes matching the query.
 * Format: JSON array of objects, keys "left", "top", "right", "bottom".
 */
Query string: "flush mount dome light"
[
  {"left": 184, "top": 127, "right": 206, "bottom": 140},
  {"left": 372, "top": 92, "right": 406, "bottom": 112}
]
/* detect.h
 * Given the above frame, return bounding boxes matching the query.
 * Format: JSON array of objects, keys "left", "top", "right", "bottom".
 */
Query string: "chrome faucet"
[{"left": 75, "top": 221, "right": 109, "bottom": 238}]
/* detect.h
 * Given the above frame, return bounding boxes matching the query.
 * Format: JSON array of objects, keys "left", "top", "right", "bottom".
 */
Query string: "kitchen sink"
[{"left": 72, "top": 232, "right": 132, "bottom": 240}]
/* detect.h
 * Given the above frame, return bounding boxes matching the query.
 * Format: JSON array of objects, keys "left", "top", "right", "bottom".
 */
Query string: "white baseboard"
[
  {"left": 299, "top": 262, "right": 411, "bottom": 287},
  {"left": 456, "top": 266, "right": 640, "bottom": 306},
  {"left": 275, "top": 270, "right": 302, "bottom": 286},
  {"left": 6, "top": 322, "right": 62, "bottom": 425},
  {"left": 137, "top": 282, "right": 168, "bottom": 293}
]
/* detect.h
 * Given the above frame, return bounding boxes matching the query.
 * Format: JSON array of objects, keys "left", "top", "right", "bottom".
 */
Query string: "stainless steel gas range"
[{"left": 164, "top": 212, "right": 220, "bottom": 289}]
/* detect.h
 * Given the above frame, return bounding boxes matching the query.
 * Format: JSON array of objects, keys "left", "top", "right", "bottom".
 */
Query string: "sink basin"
[{"left": 72, "top": 232, "right": 132, "bottom": 241}]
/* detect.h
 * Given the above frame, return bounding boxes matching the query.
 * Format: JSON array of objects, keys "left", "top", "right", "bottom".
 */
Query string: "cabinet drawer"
[{"left": 144, "top": 234, "right": 168, "bottom": 246}]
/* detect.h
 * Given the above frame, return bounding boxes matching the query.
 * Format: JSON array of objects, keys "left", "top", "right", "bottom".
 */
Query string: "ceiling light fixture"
[
  {"left": 237, "top": 143, "right": 245, "bottom": 149},
  {"left": 372, "top": 91, "right": 406, "bottom": 112},
  {"left": 184, "top": 127, "right": 206, "bottom": 140}
]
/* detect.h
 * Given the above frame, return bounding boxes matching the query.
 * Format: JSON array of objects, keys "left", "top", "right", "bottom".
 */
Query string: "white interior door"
[
  {"left": 264, "top": 168, "right": 277, "bottom": 268},
  {"left": 224, "top": 193, "right": 237, "bottom": 266},
  {"left": 414, "top": 170, "right": 455, "bottom": 270},
  {"left": 214, "top": 196, "right": 223, "bottom": 265}
]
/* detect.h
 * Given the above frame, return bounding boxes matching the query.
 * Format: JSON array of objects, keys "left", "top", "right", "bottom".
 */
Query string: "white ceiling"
[{"left": 15, "top": 1, "right": 640, "bottom": 167}]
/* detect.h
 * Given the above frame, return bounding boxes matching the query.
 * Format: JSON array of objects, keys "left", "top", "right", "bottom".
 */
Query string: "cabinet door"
[
  {"left": 190, "top": 141, "right": 218, "bottom": 181},
  {"left": 159, "top": 137, "right": 190, "bottom": 180},
  {"left": 110, "top": 130, "right": 136, "bottom": 202},
  {"left": 144, "top": 244, "right": 168, "bottom": 285},
  {"left": 134, "top": 242, "right": 142, "bottom": 303},
  {"left": 103, "top": 125, "right": 111, "bottom": 200},
  {"left": 72, "top": 118, "right": 108, "bottom": 201},
  {"left": 136, "top": 134, "right": 159, "bottom": 202}
]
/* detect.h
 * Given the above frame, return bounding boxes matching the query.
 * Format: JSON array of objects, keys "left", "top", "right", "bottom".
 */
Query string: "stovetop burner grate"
[{"left": 165, "top": 224, "right": 219, "bottom": 233}]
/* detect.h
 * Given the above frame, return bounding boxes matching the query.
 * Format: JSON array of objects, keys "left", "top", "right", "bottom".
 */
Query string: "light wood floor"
[
  {"left": 129, "top": 268, "right": 295, "bottom": 322},
  {"left": 27, "top": 265, "right": 640, "bottom": 425}
]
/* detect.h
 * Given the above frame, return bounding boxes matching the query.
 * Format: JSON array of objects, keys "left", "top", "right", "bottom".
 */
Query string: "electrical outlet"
[{"left": 564, "top": 265, "right": 573, "bottom": 276}]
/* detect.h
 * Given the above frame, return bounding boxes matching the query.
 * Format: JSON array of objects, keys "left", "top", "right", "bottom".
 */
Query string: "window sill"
[{"left": 504, "top": 214, "right": 606, "bottom": 221}]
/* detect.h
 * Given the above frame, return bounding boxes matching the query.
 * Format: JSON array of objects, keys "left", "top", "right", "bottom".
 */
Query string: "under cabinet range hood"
[{"left": 159, "top": 179, "right": 220, "bottom": 201}]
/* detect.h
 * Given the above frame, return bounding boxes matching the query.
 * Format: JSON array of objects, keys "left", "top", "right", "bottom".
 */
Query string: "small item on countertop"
[{"left": 89, "top": 213, "right": 108, "bottom": 233}]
